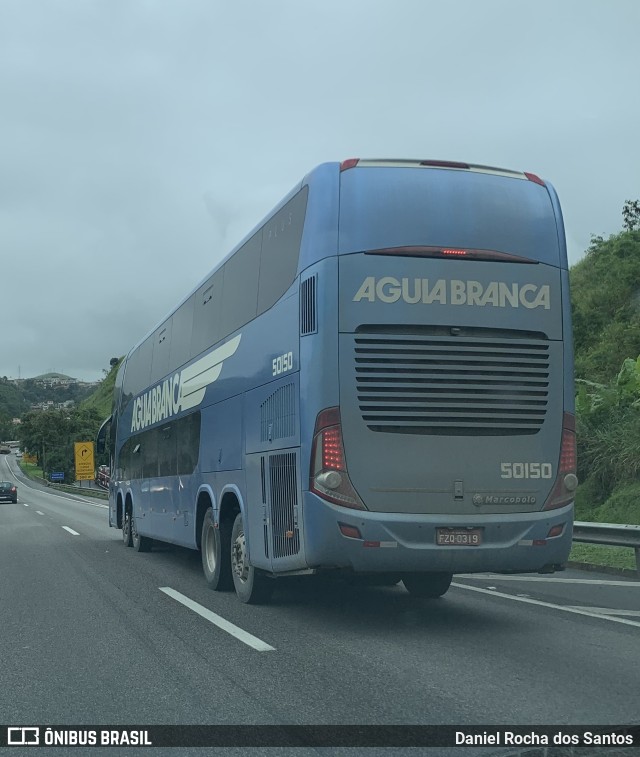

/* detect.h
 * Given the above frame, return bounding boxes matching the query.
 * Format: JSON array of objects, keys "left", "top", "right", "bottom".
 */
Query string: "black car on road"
[{"left": 0, "top": 481, "right": 17, "bottom": 503}]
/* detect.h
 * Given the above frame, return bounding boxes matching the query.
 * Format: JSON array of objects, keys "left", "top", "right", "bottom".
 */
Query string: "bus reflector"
[
  {"left": 339, "top": 523, "right": 362, "bottom": 539},
  {"left": 363, "top": 541, "right": 381, "bottom": 548},
  {"left": 543, "top": 413, "right": 577, "bottom": 511},
  {"left": 340, "top": 158, "right": 360, "bottom": 171},
  {"left": 533, "top": 539, "right": 547, "bottom": 546},
  {"left": 310, "top": 407, "right": 366, "bottom": 510},
  {"left": 547, "top": 524, "right": 564, "bottom": 538}
]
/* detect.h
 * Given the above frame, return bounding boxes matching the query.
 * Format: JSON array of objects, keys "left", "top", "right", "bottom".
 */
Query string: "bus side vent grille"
[
  {"left": 260, "top": 456, "right": 269, "bottom": 558},
  {"left": 354, "top": 332, "right": 550, "bottom": 436},
  {"left": 260, "top": 455, "right": 266, "bottom": 504},
  {"left": 300, "top": 275, "right": 317, "bottom": 335},
  {"left": 269, "top": 452, "right": 300, "bottom": 559},
  {"left": 261, "top": 383, "right": 295, "bottom": 442}
]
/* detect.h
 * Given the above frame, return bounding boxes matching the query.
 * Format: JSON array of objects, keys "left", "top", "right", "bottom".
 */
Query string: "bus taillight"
[
  {"left": 310, "top": 407, "right": 366, "bottom": 510},
  {"left": 340, "top": 158, "right": 360, "bottom": 171},
  {"left": 543, "top": 413, "right": 578, "bottom": 511},
  {"left": 524, "top": 172, "right": 546, "bottom": 186}
]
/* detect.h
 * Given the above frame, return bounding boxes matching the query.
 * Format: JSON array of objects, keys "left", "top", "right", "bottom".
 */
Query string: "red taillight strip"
[{"left": 364, "top": 246, "right": 534, "bottom": 263}]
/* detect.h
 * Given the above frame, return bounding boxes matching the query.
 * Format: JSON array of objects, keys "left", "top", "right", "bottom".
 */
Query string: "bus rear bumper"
[{"left": 302, "top": 492, "right": 574, "bottom": 574}]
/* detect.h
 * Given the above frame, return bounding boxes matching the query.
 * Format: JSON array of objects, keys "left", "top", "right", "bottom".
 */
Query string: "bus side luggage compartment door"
[{"left": 244, "top": 378, "right": 307, "bottom": 572}]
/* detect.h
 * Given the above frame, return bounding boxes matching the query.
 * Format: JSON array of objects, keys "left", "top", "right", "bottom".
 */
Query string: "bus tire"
[
  {"left": 131, "top": 516, "right": 152, "bottom": 553},
  {"left": 402, "top": 572, "right": 452, "bottom": 598},
  {"left": 231, "top": 512, "right": 274, "bottom": 604},
  {"left": 201, "top": 507, "right": 233, "bottom": 591},
  {"left": 122, "top": 507, "right": 133, "bottom": 547}
]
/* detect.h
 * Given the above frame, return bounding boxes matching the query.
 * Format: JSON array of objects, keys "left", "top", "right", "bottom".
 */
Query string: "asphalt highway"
[{"left": 1, "top": 453, "right": 638, "bottom": 757}]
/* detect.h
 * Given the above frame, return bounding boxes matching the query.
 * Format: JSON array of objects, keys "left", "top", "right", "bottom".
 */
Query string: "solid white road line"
[
  {"left": 452, "top": 582, "right": 640, "bottom": 629},
  {"left": 36, "top": 511, "right": 44, "bottom": 516},
  {"left": 62, "top": 526, "right": 80, "bottom": 536},
  {"left": 567, "top": 606, "right": 640, "bottom": 617},
  {"left": 63, "top": 498, "right": 108, "bottom": 509},
  {"left": 159, "top": 587, "right": 275, "bottom": 652},
  {"left": 23, "top": 504, "right": 29, "bottom": 507},
  {"left": 458, "top": 574, "right": 640, "bottom": 587}
]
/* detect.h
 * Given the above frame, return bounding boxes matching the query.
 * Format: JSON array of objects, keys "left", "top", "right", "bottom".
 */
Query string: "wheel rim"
[
  {"left": 131, "top": 515, "right": 138, "bottom": 543},
  {"left": 123, "top": 513, "right": 130, "bottom": 543},
  {"left": 232, "top": 530, "right": 249, "bottom": 583},
  {"left": 203, "top": 523, "right": 217, "bottom": 574}
]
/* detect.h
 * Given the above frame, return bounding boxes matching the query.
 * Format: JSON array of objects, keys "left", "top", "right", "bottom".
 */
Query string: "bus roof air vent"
[{"left": 419, "top": 160, "right": 470, "bottom": 169}]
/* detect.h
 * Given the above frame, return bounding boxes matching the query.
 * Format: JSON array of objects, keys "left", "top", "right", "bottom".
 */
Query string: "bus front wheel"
[
  {"left": 201, "top": 507, "right": 233, "bottom": 591},
  {"left": 402, "top": 572, "right": 452, "bottom": 598},
  {"left": 231, "top": 512, "right": 274, "bottom": 604}
]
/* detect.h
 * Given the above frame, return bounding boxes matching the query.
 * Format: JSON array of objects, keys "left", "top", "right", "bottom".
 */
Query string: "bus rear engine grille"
[{"left": 354, "top": 333, "right": 549, "bottom": 436}]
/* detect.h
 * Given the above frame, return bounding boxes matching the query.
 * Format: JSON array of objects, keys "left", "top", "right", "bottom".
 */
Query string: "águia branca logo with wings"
[{"left": 130, "top": 335, "right": 241, "bottom": 433}]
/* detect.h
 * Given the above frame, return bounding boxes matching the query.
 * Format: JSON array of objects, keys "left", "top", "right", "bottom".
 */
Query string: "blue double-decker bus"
[{"left": 98, "top": 159, "right": 576, "bottom": 604}]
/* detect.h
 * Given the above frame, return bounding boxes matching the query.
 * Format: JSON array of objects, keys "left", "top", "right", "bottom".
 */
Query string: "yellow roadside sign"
[{"left": 74, "top": 441, "right": 95, "bottom": 481}]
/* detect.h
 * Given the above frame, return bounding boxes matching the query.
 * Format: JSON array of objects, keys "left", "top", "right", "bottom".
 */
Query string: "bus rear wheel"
[
  {"left": 231, "top": 512, "right": 274, "bottom": 604},
  {"left": 201, "top": 507, "right": 233, "bottom": 591},
  {"left": 122, "top": 508, "right": 133, "bottom": 547},
  {"left": 402, "top": 572, "right": 453, "bottom": 598}
]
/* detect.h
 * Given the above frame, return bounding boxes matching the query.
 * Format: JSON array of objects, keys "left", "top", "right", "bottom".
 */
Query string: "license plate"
[{"left": 436, "top": 528, "right": 483, "bottom": 546}]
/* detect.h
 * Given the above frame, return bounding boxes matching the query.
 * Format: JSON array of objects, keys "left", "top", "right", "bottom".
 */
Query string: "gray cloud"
[{"left": 1, "top": 0, "right": 638, "bottom": 380}]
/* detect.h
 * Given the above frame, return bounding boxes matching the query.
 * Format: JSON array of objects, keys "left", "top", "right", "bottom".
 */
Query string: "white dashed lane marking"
[{"left": 159, "top": 587, "right": 276, "bottom": 652}]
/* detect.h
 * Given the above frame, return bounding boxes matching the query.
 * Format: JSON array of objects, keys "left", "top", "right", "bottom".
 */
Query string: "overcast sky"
[{"left": 1, "top": 0, "right": 638, "bottom": 382}]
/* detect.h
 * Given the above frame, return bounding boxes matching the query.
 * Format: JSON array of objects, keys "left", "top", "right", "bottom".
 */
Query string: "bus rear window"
[{"left": 338, "top": 166, "right": 562, "bottom": 266}]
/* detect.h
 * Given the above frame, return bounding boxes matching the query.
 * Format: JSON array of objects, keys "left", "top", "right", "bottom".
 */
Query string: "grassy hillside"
[
  {"left": 80, "top": 359, "right": 122, "bottom": 419},
  {"left": 571, "top": 230, "right": 640, "bottom": 382},
  {"left": 0, "top": 380, "right": 27, "bottom": 418},
  {"left": 570, "top": 229, "right": 640, "bottom": 525}
]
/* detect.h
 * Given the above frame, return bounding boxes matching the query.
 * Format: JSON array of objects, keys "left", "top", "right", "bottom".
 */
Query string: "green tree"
[
  {"left": 19, "top": 406, "right": 104, "bottom": 481},
  {"left": 622, "top": 199, "right": 640, "bottom": 232}
]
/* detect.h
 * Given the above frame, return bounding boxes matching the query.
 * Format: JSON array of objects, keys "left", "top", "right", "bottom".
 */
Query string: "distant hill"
[
  {"left": 32, "top": 372, "right": 77, "bottom": 381},
  {"left": 0, "top": 374, "right": 96, "bottom": 421}
]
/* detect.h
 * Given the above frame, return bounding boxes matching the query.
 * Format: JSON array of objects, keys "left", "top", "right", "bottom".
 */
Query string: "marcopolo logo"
[
  {"left": 130, "top": 335, "right": 241, "bottom": 433},
  {"left": 353, "top": 276, "right": 551, "bottom": 309}
]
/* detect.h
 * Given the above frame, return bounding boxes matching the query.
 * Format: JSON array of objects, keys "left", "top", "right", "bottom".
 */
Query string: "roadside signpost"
[{"left": 74, "top": 441, "right": 95, "bottom": 483}]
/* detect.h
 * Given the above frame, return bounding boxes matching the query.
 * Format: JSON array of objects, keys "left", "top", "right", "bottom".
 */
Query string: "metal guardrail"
[{"left": 573, "top": 521, "right": 640, "bottom": 574}]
